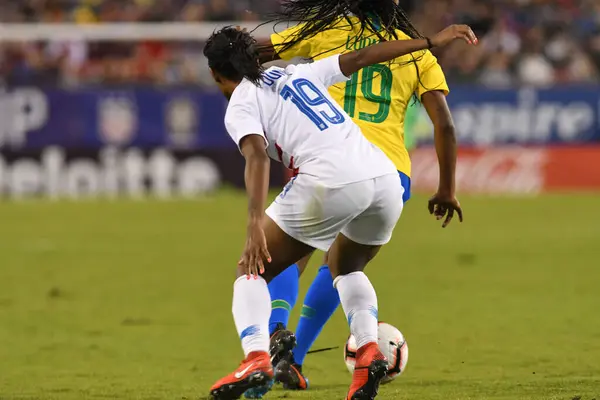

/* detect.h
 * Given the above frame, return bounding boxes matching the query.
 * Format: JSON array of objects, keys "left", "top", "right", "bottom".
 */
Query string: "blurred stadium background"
[
  {"left": 0, "top": 1, "right": 599, "bottom": 399},
  {"left": 0, "top": 0, "right": 599, "bottom": 195}
]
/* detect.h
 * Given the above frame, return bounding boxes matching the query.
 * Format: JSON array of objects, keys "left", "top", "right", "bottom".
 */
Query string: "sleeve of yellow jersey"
[
  {"left": 416, "top": 50, "right": 450, "bottom": 99},
  {"left": 270, "top": 23, "right": 314, "bottom": 60}
]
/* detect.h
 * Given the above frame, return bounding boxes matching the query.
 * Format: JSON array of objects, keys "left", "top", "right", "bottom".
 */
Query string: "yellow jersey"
[{"left": 271, "top": 18, "right": 449, "bottom": 177}]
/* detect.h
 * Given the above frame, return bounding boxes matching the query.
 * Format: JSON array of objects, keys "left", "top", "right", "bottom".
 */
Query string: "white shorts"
[{"left": 266, "top": 173, "right": 404, "bottom": 251}]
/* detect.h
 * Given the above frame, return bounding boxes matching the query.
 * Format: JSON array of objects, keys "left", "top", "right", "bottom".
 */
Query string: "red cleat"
[
  {"left": 210, "top": 351, "right": 273, "bottom": 400},
  {"left": 346, "top": 342, "right": 388, "bottom": 400}
]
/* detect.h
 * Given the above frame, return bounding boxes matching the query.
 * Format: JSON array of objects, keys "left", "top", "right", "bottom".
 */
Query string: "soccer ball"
[{"left": 343, "top": 322, "right": 409, "bottom": 384}]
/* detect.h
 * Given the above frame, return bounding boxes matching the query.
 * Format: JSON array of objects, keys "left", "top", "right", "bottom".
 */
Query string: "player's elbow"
[
  {"left": 340, "top": 51, "right": 367, "bottom": 76},
  {"left": 240, "top": 134, "right": 269, "bottom": 161},
  {"left": 246, "top": 149, "right": 270, "bottom": 164},
  {"left": 434, "top": 121, "right": 456, "bottom": 139},
  {"left": 245, "top": 150, "right": 271, "bottom": 172},
  {"left": 351, "top": 50, "right": 370, "bottom": 71}
]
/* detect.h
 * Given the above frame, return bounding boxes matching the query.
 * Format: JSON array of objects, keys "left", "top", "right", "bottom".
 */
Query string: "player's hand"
[
  {"left": 428, "top": 192, "right": 463, "bottom": 228},
  {"left": 431, "top": 25, "right": 478, "bottom": 47},
  {"left": 239, "top": 221, "right": 272, "bottom": 279}
]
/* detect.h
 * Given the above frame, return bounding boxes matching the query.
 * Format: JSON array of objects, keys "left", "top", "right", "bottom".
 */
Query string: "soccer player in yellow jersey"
[{"left": 245, "top": 0, "right": 466, "bottom": 395}]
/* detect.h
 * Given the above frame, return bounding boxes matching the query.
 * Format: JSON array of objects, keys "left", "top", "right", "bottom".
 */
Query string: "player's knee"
[
  {"left": 328, "top": 239, "right": 380, "bottom": 278},
  {"left": 331, "top": 263, "right": 366, "bottom": 278},
  {"left": 328, "top": 254, "right": 367, "bottom": 278}
]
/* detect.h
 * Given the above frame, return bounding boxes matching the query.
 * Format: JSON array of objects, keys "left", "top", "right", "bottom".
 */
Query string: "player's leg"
[
  {"left": 244, "top": 253, "right": 314, "bottom": 399},
  {"left": 293, "top": 252, "right": 339, "bottom": 364},
  {"left": 268, "top": 251, "right": 313, "bottom": 335},
  {"left": 268, "top": 252, "right": 312, "bottom": 360},
  {"left": 272, "top": 252, "right": 340, "bottom": 390},
  {"left": 328, "top": 235, "right": 387, "bottom": 400},
  {"left": 210, "top": 216, "right": 314, "bottom": 400},
  {"left": 333, "top": 174, "right": 405, "bottom": 400},
  {"left": 267, "top": 174, "right": 315, "bottom": 336},
  {"left": 250, "top": 175, "right": 396, "bottom": 399},
  {"left": 277, "top": 172, "right": 410, "bottom": 390},
  {"left": 243, "top": 175, "right": 326, "bottom": 399}
]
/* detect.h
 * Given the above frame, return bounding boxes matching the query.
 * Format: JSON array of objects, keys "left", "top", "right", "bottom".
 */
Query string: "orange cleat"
[
  {"left": 210, "top": 351, "right": 274, "bottom": 400},
  {"left": 346, "top": 342, "right": 388, "bottom": 400}
]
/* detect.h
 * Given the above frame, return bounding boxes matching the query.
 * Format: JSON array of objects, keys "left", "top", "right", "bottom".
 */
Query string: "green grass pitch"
[{"left": 0, "top": 192, "right": 599, "bottom": 400}]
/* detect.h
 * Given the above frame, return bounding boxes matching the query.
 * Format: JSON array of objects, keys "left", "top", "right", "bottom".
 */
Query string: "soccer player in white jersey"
[{"left": 204, "top": 25, "right": 475, "bottom": 400}]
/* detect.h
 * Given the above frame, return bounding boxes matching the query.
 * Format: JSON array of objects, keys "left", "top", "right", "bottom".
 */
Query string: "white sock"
[
  {"left": 232, "top": 276, "right": 271, "bottom": 357},
  {"left": 334, "top": 271, "right": 378, "bottom": 349}
]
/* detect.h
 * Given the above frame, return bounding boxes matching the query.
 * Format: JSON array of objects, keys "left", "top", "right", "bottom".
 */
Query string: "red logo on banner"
[{"left": 411, "top": 146, "right": 600, "bottom": 194}]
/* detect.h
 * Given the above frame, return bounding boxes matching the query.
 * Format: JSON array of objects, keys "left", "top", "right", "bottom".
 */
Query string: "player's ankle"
[{"left": 270, "top": 322, "right": 286, "bottom": 334}]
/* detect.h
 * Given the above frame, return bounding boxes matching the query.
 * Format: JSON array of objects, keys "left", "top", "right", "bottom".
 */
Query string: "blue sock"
[
  {"left": 268, "top": 264, "right": 300, "bottom": 335},
  {"left": 293, "top": 265, "right": 340, "bottom": 366}
]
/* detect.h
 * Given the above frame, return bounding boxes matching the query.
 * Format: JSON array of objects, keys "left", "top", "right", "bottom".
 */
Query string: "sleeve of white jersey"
[
  {"left": 224, "top": 86, "right": 268, "bottom": 153},
  {"left": 307, "top": 55, "right": 350, "bottom": 87}
]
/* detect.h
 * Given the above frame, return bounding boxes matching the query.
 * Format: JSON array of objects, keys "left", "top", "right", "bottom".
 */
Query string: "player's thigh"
[
  {"left": 341, "top": 173, "right": 405, "bottom": 248},
  {"left": 327, "top": 233, "right": 382, "bottom": 278},
  {"left": 249, "top": 215, "right": 314, "bottom": 283}
]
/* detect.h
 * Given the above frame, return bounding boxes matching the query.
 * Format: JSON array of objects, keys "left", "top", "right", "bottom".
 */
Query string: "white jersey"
[{"left": 224, "top": 55, "right": 396, "bottom": 186}]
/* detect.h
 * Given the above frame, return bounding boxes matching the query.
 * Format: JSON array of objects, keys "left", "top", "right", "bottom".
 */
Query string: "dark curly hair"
[
  {"left": 204, "top": 27, "right": 264, "bottom": 86},
  {"left": 271, "top": 0, "right": 424, "bottom": 57}
]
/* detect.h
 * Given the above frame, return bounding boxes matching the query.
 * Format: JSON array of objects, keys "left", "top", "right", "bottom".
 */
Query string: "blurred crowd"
[
  {"left": 0, "top": 0, "right": 281, "bottom": 86},
  {"left": 0, "top": 0, "right": 278, "bottom": 23},
  {"left": 410, "top": 0, "right": 600, "bottom": 87},
  {"left": 1, "top": 0, "right": 599, "bottom": 87}
]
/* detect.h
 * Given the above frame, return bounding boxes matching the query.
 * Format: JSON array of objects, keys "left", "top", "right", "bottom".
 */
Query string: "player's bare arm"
[
  {"left": 238, "top": 134, "right": 272, "bottom": 278},
  {"left": 257, "top": 38, "right": 279, "bottom": 63},
  {"left": 338, "top": 25, "right": 477, "bottom": 77},
  {"left": 421, "top": 90, "right": 463, "bottom": 228}
]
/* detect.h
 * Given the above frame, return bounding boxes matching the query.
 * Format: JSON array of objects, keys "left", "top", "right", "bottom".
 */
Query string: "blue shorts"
[{"left": 399, "top": 171, "right": 411, "bottom": 203}]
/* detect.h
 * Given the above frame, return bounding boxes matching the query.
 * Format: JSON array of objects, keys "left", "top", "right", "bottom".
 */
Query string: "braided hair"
[
  {"left": 271, "top": 0, "right": 424, "bottom": 56},
  {"left": 204, "top": 27, "right": 264, "bottom": 86}
]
